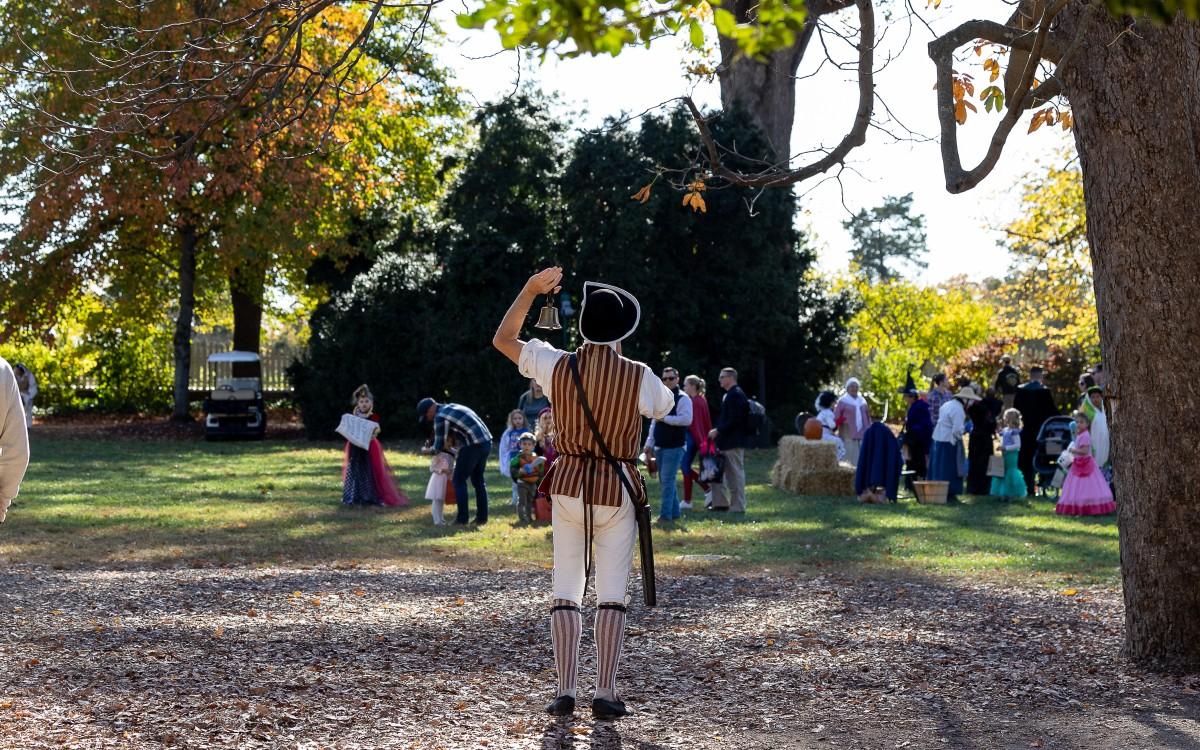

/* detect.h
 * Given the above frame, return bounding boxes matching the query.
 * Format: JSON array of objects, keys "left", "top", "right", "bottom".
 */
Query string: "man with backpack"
[
  {"left": 708, "top": 367, "right": 750, "bottom": 513},
  {"left": 993, "top": 355, "right": 1021, "bottom": 411}
]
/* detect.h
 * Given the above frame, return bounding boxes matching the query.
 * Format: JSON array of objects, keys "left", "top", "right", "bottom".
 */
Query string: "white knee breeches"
[{"left": 551, "top": 493, "right": 637, "bottom": 605}]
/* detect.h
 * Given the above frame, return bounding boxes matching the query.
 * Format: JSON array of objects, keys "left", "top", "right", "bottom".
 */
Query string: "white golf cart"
[{"left": 202, "top": 350, "right": 267, "bottom": 440}]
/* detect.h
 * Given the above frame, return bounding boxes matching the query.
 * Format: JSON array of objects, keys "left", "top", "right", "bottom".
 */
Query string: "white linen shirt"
[
  {"left": 644, "top": 392, "right": 692, "bottom": 449},
  {"left": 0, "top": 357, "right": 31, "bottom": 518},
  {"left": 518, "top": 339, "right": 674, "bottom": 421},
  {"left": 932, "top": 399, "right": 966, "bottom": 444}
]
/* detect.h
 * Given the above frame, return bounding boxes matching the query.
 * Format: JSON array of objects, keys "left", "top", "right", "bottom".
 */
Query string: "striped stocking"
[
  {"left": 594, "top": 602, "right": 627, "bottom": 701},
  {"left": 550, "top": 599, "right": 581, "bottom": 698}
]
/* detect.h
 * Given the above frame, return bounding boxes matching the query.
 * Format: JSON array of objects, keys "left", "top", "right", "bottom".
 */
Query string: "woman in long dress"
[
  {"left": 966, "top": 386, "right": 1002, "bottom": 495},
  {"left": 928, "top": 388, "right": 980, "bottom": 502},
  {"left": 833, "top": 378, "right": 870, "bottom": 465}
]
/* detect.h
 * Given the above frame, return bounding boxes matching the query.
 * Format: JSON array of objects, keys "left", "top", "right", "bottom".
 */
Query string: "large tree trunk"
[
  {"left": 171, "top": 223, "right": 198, "bottom": 421},
  {"left": 716, "top": 40, "right": 805, "bottom": 159},
  {"left": 715, "top": 0, "right": 855, "bottom": 160},
  {"left": 230, "top": 263, "right": 266, "bottom": 379},
  {"left": 1060, "top": 5, "right": 1200, "bottom": 672}
]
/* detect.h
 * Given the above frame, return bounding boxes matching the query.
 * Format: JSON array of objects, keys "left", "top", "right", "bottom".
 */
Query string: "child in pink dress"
[{"left": 1055, "top": 411, "right": 1116, "bottom": 516}]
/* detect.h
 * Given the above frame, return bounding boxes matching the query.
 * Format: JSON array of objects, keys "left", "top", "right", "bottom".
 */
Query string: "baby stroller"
[{"left": 1033, "top": 416, "right": 1075, "bottom": 498}]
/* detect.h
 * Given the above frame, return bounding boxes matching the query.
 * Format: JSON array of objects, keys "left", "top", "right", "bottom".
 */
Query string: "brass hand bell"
[{"left": 534, "top": 294, "right": 562, "bottom": 330}]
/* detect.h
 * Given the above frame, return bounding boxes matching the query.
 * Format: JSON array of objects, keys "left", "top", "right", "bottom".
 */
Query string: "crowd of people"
[
  {"left": 797, "top": 356, "right": 1115, "bottom": 514},
  {"left": 339, "top": 352, "right": 1118, "bottom": 523},
  {"left": 897, "top": 357, "right": 1114, "bottom": 513},
  {"left": 402, "top": 362, "right": 755, "bottom": 527}
]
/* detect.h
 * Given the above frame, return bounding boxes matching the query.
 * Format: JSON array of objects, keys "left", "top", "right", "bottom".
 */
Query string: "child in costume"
[
  {"left": 498, "top": 409, "right": 528, "bottom": 506},
  {"left": 510, "top": 432, "right": 547, "bottom": 523},
  {"left": 990, "top": 408, "right": 1028, "bottom": 500},
  {"left": 1080, "top": 386, "right": 1112, "bottom": 482},
  {"left": 426, "top": 444, "right": 455, "bottom": 525},
  {"left": 1056, "top": 411, "right": 1116, "bottom": 516},
  {"left": 341, "top": 385, "right": 409, "bottom": 507},
  {"left": 535, "top": 407, "right": 557, "bottom": 464},
  {"left": 815, "top": 390, "right": 846, "bottom": 462}
]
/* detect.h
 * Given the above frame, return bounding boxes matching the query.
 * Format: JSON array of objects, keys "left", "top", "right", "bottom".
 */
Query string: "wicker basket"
[{"left": 914, "top": 480, "right": 949, "bottom": 504}]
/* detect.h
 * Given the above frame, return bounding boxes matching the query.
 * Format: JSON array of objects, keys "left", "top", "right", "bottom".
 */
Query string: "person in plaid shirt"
[{"left": 417, "top": 398, "right": 493, "bottom": 525}]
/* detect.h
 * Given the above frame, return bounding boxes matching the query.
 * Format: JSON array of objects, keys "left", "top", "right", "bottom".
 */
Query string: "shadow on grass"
[{"left": 5, "top": 439, "right": 1118, "bottom": 583}]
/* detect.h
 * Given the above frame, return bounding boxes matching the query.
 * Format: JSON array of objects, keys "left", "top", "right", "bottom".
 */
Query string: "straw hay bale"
[
  {"left": 770, "top": 437, "right": 855, "bottom": 496},
  {"left": 775, "top": 436, "right": 838, "bottom": 471}
]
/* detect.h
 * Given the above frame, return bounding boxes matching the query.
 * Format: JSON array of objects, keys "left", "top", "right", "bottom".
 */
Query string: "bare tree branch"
[
  {"left": 687, "top": 0, "right": 874, "bottom": 189},
  {"left": 927, "top": 0, "right": 1075, "bottom": 194}
]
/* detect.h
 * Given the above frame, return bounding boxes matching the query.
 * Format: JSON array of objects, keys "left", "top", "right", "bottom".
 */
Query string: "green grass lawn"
[{"left": 0, "top": 436, "right": 1120, "bottom": 586}]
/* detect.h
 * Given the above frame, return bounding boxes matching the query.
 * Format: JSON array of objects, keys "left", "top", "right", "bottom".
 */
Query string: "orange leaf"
[{"left": 955, "top": 101, "right": 967, "bottom": 125}]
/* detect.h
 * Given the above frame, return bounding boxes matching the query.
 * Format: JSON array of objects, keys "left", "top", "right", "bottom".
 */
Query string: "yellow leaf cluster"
[
  {"left": 992, "top": 157, "right": 1097, "bottom": 353},
  {"left": 982, "top": 58, "right": 1000, "bottom": 82},
  {"left": 951, "top": 74, "right": 977, "bottom": 125},
  {"left": 680, "top": 177, "right": 707, "bottom": 213},
  {"left": 1028, "top": 107, "right": 1071, "bottom": 133},
  {"left": 683, "top": 1, "right": 713, "bottom": 21},
  {"left": 682, "top": 191, "right": 707, "bottom": 213}
]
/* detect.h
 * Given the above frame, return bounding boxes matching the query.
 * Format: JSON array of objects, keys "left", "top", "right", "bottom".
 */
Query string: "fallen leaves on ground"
[{"left": 1, "top": 567, "right": 1197, "bottom": 749}]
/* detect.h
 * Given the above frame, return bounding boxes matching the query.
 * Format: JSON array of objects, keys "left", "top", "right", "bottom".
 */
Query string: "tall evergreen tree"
[
  {"left": 560, "top": 107, "right": 850, "bottom": 424},
  {"left": 843, "top": 194, "right": 928, "bottom": 282},
  {"left": 292, "top": 98, "right": 851, "bottom": 438}
]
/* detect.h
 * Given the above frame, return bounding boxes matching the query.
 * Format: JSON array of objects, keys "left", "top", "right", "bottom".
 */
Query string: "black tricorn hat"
[{"left": 578, "top": 281, "right": 641, "bottom": 345}]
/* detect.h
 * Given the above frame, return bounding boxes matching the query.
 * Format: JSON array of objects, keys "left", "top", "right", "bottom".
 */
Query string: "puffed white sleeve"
[
  {"left": 639, "top": 366, "right": 674, "bottom": 419},
  {"left": 517, "top": 338, "right": 566, "bottom": 402},
  {"left": 0, "top": 363, "right": 30, "bottom": 509}
]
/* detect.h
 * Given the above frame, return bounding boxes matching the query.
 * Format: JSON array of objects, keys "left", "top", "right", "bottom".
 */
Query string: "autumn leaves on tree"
[{"left": 0, "top": 1, "right": 459, "bottom": 417}]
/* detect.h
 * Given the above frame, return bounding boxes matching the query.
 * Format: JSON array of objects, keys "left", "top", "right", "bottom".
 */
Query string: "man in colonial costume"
[{"left": 493, "top": 267, "right": 673, "bottom": 720}]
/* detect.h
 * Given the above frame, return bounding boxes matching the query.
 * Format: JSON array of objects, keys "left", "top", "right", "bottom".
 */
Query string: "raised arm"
[{"left": 493, "top": 266, "right": 564, "bottom": 365}]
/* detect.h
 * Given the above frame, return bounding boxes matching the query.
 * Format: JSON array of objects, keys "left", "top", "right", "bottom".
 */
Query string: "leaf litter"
[{"left": 1, "top": 567, "right": 1197, "bottom": 749}]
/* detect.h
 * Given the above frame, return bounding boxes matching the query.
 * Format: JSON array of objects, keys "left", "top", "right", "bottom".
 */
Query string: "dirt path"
[{"left": 1, "top": 567, "right": 1197, "bottom": 749}]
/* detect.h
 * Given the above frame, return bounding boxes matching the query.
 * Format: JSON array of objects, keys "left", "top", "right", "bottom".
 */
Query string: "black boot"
[
  {"left": 546, "top": 695, "right": 575, "bottom": 716},
  {"left": 591, "top": 697, "right": 630, "bottom": 720}
]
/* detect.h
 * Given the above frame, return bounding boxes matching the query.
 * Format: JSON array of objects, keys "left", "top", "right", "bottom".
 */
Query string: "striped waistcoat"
[{"left": 545, "top": 343, "right": 646, "bottom": 507}]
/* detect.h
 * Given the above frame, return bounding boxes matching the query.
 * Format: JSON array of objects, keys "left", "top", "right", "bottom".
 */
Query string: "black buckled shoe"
[
  {"left": 546, "top": 695, "right": 575, "bottom": 716},
  {"left": 591, "top": 697, "right": 630, "bottom": 721}
]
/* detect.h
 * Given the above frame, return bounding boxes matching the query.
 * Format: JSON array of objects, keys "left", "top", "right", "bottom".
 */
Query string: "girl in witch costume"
[
  {"left": 494, "top": 267, "right": 674, "bottom": 721},
  {"left": 341, "top": 385, "right": 409, "bottom": 507}
]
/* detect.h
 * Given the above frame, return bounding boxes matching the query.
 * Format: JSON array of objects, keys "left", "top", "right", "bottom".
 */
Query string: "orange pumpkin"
[{"left": 803, "top": 418, "right": 824, "bottom": 441}]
